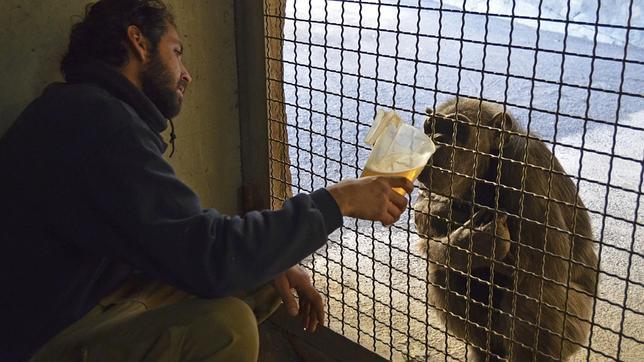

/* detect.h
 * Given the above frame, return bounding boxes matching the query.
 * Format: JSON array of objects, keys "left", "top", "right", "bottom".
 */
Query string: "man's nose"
[{"left": 181, "top": 65, "right": 192, "bottom": 84}]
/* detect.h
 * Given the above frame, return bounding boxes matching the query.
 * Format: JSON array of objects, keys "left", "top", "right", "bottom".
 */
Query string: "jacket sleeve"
[{"left": 77, "top": 120, "right": 342, "bottom": 298}]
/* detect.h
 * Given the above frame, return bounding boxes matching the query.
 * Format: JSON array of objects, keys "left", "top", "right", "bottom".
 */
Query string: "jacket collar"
[{"left": 65, "top": 61, "right": 168, "bottom": 133}]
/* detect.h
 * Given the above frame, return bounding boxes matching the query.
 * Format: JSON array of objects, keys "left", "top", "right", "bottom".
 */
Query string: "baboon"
[{"left": 414, "top": 98, "right": 599, "bottom": 361}]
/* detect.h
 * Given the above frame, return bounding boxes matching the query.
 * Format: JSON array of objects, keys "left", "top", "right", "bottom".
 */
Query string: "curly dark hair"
[{"left": 60, "top": 0, "right": 175, "bottom": 79}]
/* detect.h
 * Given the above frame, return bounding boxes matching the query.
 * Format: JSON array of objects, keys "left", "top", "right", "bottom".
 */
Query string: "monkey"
[{"left": 414, "top": 98, "right": 599, "bottom": 361}]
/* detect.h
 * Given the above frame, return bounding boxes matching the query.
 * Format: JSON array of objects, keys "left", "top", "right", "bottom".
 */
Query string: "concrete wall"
[{"left": 0, "top": 0, "right": 242, "bottom": 214}]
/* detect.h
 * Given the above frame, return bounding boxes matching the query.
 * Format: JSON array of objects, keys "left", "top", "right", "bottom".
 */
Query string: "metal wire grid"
[{"left": 264, "top": 0, "right": 643, "bottom": 360}]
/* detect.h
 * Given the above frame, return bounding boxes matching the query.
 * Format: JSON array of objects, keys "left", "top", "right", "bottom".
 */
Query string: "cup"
[{"left": 362, "top": 109, "right": 436, "bottom": 195}]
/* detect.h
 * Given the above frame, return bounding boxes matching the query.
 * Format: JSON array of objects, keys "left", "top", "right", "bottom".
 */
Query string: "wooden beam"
[{"left": 236, "top": 0, "right": 270, "bottom": 212}]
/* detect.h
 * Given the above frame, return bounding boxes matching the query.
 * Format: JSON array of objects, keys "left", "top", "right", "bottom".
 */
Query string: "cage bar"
[{"left": 264, "top": 0, "right": 644, "bottom": 360}]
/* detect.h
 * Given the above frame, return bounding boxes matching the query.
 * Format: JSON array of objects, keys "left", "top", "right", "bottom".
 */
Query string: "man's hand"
[
  {"left": 273, "top": 266, "right": 324, "bottom": 332},
  {"left": 326, "top": 176, "right": 414, "bottom": 225}
]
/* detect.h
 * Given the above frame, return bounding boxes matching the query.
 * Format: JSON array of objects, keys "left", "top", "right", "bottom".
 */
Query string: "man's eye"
[{"left": 175, "top": 49, "right": 183, "bottom": 56}]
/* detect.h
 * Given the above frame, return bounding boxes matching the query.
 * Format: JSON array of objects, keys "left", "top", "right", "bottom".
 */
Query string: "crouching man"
[{"left": 0, "top": 0, "right": 413, "bottom": 361}]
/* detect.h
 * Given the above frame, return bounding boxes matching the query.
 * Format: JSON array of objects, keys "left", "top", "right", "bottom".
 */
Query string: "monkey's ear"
[
  {"left": 425, "top": 107, "right": 434, "bottom": 116},
  {"left": 453, "top": 112, "right": 473, "bottom": 126},
  {"left": 491, "top": 111, "right": 514, "bottom": 149},
  {"left": 491, "top": 111, "right": 513, "bottom": 132},
  {"left": 416, "top": 239, "right": 429, "bottom": 255}
]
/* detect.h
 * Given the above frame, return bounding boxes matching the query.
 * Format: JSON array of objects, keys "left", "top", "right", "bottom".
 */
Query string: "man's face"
[{"left": 141, "top": 24, "right": 192, "bottom": 119}]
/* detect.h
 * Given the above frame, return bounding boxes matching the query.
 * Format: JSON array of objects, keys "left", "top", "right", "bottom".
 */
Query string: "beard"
[{"left": 141, "top": 53, "right": 183, "bottom": 119}]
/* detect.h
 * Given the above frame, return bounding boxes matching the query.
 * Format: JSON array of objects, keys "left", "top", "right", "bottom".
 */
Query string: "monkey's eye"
[
  {"left": 436, "top": 121, "right": 471, "bottom": 146},
  {"left": 433, "top": 132, "right": 450, "bottom": 144},
  {"left": 426, "top": 119, "right": 454, "bottom": 143}
]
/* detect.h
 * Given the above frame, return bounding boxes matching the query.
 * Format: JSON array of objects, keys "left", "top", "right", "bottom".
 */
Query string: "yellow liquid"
[{"left": 362, "top": 166, "right": 423, "bottom": 195}]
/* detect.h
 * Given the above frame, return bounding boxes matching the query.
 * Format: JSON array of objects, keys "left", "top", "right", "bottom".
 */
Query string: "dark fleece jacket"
[{"left": 0, "top": 61, "right": 342, "bottom": 360}]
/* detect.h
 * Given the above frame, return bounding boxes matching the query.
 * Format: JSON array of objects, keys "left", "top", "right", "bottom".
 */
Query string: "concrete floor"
[{"left": 282, "top": 1, "right": 643, "bottom": 360}]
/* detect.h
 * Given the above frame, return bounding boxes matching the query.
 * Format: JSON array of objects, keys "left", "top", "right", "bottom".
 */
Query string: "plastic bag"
[{"left": 362, "top": 109, "right": 436, "bottom": 194}]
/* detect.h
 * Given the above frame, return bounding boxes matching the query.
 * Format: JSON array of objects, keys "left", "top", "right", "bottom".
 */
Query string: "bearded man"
[{"left": 0, "top": 1, "right": 413, "bottom": 361}]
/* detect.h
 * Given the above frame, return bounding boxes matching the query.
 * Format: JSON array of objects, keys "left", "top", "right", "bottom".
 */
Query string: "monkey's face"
[
  {"left": 418, "top": 113, "right": 496, "bottom": 199},
  {"left": 418, "top": 114, "right": 468, "bottom": 197}
]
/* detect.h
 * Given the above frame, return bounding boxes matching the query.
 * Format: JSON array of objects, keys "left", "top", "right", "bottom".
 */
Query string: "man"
[{"left": 0, "top": 0, "right": 413, "bottom": 361}]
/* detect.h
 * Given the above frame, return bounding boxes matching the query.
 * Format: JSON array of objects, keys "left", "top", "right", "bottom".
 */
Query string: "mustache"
[{"left": 178, "top": 79, "right": 189, "bottom": 90}]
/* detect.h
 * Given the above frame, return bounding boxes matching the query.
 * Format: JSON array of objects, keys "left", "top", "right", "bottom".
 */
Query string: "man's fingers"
[
  {"left": 327, "top": 176, "right": 414, "bottom": 223},
  {"left": 389, "top": 204, "right": 403, "bottom": 222},
  {"left": 303, "top": 301, "right": 311, "bottom": 331},
  {"left": 388, "top": 189, "right": 409, "bottom": 211},
  {"left": 274, "top": 274, "right": 298, "bottom": 316},
  {"left": 310, "top": 289, "right": 324, "bottom": 332},
  {"left": 311, "top": 306, "right": 321, "bottom": 332},
  {"left": 294, "top": 272, "right": 325, "bottom": 332},
  {"left": 382, "top": 176, "right": 414, "bottom": 194},
  {"left": 298, "top": 289, "right": 306, "bottom": 316},
  {"left": 381, "top": 177, "right": 410, "bottom": 225},
  {"left": 377, "top": 196, "right": 406, "bottom": 225},
  {"left": 310, "top": 316, "right": 319, "bottom": 333},
  {"left": 383, "top": 215, "right": 396, "bottom": 226},
  {"left": 315, "top": 295, "right": 325, "bottom": 326}
]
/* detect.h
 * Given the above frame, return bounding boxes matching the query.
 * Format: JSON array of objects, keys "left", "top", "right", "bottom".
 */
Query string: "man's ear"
[{"left": 126, "top": 25, "right": 151, "bottom": 63}]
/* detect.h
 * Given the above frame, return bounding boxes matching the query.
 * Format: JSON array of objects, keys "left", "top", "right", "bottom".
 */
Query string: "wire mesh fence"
[{"left": 264, "top": 0, "right": 643, "bottom": 360}]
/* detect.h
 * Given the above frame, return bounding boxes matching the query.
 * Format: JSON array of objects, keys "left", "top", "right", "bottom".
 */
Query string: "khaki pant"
[{"left": 30, "top": 276, "right": 282, "bottom": 362}]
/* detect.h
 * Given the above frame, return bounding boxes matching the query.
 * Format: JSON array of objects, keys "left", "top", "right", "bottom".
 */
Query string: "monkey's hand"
[
  {"left": 326, "top": 176, "right": 414, "bottom": 225},
  {"left": 273, "top": 265, "right": 324, "bottom": 332}
]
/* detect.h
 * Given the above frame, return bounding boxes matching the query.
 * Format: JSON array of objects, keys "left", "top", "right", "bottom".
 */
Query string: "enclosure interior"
[{"left": 264, "top": 0, "right": 643, "bottom": 361}]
